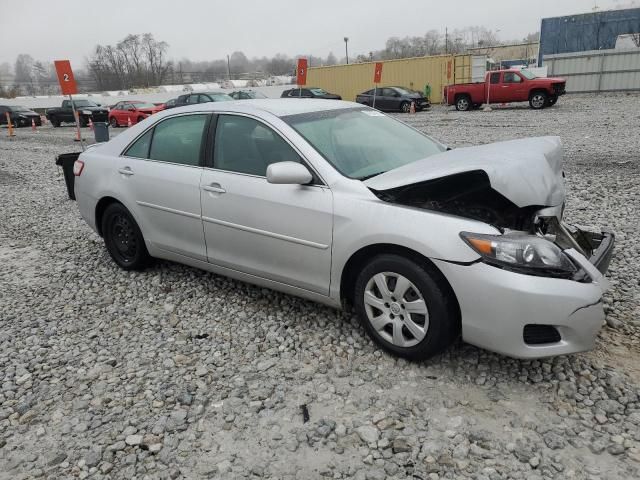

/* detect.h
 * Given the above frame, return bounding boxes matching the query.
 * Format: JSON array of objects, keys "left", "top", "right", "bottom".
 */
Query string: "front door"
[
  {"left": 200, "top": 114, "right": 333, "bottom": 295},
  {"left": 116, "top": 113, "right": 208, "bottom": 260}
]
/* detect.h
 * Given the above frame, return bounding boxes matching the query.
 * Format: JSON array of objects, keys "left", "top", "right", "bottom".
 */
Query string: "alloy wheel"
[
  {"left": 363, "top": 271, "right": 429, "bottom": 348},
  {"left": 531, "top": 94, "right": 545, "bottom": 109}
]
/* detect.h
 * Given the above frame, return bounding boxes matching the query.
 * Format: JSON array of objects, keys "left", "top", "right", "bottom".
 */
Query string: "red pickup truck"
[{"left": 444, "top": 69, "right": 566, "bottom": 111}]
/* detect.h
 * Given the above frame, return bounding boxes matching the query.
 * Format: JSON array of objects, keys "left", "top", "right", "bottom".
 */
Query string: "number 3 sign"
[{"left": 54, "top": 60, "right": 78, "bottom": 95}]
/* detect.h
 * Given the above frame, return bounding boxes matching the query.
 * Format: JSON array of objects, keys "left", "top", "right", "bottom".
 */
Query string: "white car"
[{"left": 72, "top": 99, "right": 614, "bottom": 360}]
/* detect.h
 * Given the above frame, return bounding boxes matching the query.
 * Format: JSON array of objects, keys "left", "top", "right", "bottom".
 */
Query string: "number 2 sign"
[{"left": 54, "top": 60, "right": 78, "bottom": 95}]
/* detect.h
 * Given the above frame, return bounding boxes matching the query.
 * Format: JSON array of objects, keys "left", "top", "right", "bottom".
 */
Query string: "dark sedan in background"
[
  {"left": 0, "top": 105, "right": 42, "bottom": 127},
  {"left": 356, "top": 86, "right": 430, "bottom": 112},
  {"left": 281, "top": 87, "right": 341, "bottom": 100},
  {"left": 230, "top": 90, "right": 269, "bottom": 100},
  {"left": 175, "top": 91, "right": 233, "bottom": 107}
]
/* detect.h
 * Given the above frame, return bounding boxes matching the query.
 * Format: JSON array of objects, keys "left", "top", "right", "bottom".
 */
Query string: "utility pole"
[
  {"left": 344, "top": 37, "right": 349, "bottom": 64},
  {"left": 445, "top": 27, "right": 448, "bottom": 55},
  {"left": 226, "top": 55, "right": 231, "bottom": 80}
]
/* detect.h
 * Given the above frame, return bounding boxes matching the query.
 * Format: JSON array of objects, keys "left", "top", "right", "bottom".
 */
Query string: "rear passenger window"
[
  {"left": 124, "top": 129, "right": 152, "bottom": 158},
  {"left": 213, "top": 115, "right": 301, "bottom": 176},
  {"left": 490, "top": 73, "right": 501, "bottom": 84},
  {"left": 149, "top": 115, "right": 207, "bottom": 166}
]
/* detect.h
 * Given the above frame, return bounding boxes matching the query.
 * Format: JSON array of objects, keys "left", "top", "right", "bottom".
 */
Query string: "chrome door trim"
[
  {"left": 201, "top": 215, "right": 329, "bottom": 250},
  {"left": 136, "top": 201, "right": 201, "bottom": 220}
]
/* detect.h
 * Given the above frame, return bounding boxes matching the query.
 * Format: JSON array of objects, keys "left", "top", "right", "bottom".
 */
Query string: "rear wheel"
[
  {"left": 102, "top": 203, "right": 151, "bottom": 270},
  {"left": 455, "top": 95, "right": 471, "bottom": 111},
  {"left": 529, "top": 91, "right": 548, "bottom": 109},
  {"left": 354, "top": 254, "right": 459, "bottom": 361},
  {"left": 50, "top": 116, "right": 60, "bottom": 127},
  {"left": 109, "top": 117, "right": 118, "bottom": 128}
]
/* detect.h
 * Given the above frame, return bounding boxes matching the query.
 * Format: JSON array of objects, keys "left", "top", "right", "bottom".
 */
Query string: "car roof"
[{"left": 166, "top": 98, "right": 359, "bottom": 117}]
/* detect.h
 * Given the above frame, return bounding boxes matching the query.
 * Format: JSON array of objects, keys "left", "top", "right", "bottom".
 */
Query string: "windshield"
[
  {"left": 283, "top": 107, "right": 445, "bottom": 179},
  {"left": 210, "top": 93, "right": 233, "bottom": 102},
  {"left": 519, "top": 69, "right": 537, "bottom": 80},
  {"left": 393, "top": 87, "right": 413, "bottom": 95},
  {"left": 73, "top": 100, "right": 99, "bottom": 107},
  {"left": 310, "top": 88, "right": 328, "bottom": 96},
  {"left": 131, "top": 102, "right": 156, "bottom": 109},
  {"left": 10, "top": 106, "right": 31, "bottom": 112}
]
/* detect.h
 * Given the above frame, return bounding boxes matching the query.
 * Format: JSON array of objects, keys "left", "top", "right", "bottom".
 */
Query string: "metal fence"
[
  {"left": 544, "top": 48, "right": 640, "bottom": 93},
  {"left": 306, "top": 55, "right": 476, "bottom": 103}
]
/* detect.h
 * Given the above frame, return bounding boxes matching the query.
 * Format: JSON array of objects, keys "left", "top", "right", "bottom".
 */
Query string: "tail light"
[{"left": 73, "top": 160, "right": 85, "bottom": 176}]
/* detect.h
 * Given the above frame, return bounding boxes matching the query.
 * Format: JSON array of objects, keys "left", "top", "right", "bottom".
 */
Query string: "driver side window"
[
  {"left": 213, "top": 115, "right": 301, "bottom": 177},
  {"left": 503, "top": 72, "right": 522, "bottom": 83}
]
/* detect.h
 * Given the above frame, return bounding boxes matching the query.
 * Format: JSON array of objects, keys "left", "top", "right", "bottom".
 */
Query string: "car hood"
[{"left": 365, "top": 136, "right": 565, "bottom": 208}]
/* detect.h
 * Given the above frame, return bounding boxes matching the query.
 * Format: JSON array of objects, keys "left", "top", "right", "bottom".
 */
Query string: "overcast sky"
[{"left": 0, "top": 0, "right": 631, "bottom": 67}]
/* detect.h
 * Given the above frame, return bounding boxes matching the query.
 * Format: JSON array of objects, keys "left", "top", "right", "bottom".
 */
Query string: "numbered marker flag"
[
  {"left": 54, "top": 60, "right": 78, "bottom": 95},
  {"left": 373, "top": 62, "right": 383, "bottom": 83},
  {"left": 296, "top": 58, "right": 308, "bottom": 86}
]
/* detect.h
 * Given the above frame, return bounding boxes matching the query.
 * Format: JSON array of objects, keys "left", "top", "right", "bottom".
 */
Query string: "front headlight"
[
  {"left": 81, "top": 110, "right": 92, "bottom": 115},
  {"left": 460, "top": 232, "right": 577, "bottom": 277}
]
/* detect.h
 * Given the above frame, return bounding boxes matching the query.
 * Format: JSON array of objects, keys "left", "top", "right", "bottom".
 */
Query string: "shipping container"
[
  {"left": 306, "top": 55, "right": 475, "bottom": 103},
  {"left": 539, "top": 8, "right": 640, "bottom": 65}
]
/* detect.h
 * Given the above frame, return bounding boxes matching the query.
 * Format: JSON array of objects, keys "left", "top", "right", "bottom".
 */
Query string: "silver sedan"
[{"left": 73, "top": 99, "right": 614, "bottom": 360}]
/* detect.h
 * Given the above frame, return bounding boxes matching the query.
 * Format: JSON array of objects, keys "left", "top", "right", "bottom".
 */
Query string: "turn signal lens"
[{"left": 73, "top": 160, "right": 84, "bottom": 176}]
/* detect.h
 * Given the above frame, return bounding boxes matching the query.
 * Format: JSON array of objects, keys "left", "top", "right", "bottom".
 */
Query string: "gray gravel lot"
[{"left": 0, "top": 94, "right": 639, "bottom": 480}]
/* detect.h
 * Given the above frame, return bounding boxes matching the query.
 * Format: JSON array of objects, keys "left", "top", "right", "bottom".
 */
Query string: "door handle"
[
  {"left": 202, "top": 183, "right": 226, "bottom": 194},
  {"left": 118, "top": 167, "right": 134, "bottom": 176}
]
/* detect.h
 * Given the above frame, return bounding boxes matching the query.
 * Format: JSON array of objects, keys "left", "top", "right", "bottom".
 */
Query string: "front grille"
[
  {"left": 553, "top": 83, "right": 566, "bottom": 95},
  {"left": 523, "top": 324, "right": 561, "bottom": 345}
]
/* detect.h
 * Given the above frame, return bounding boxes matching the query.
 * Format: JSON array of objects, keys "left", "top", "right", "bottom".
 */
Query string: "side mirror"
[{"left": 266, "top": 162, "right": 312, "bottom": 185}]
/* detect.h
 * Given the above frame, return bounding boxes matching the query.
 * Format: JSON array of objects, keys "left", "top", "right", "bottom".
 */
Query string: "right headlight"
[{"left": 460, "top": 232, "right": 577, "bottom": 277}]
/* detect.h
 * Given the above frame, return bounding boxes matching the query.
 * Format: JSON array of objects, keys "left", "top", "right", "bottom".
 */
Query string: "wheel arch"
[
  {"left": 339, "top": 243, "right": 460, "bottom": 325},
  {"left": 528, "top": 88, "right": 548, "bottom": 99},
  {"left": 95, "top": 196, "right": 122, "bottom": 237}
]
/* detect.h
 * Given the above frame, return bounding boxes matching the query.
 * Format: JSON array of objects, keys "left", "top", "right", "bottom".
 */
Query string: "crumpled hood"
[{"left": 365, "top": 136, "right": 565, "bottom": 208}]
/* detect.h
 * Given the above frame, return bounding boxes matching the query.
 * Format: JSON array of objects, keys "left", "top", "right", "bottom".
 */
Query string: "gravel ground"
[{"left": 1, "top": 94, "right": 639, "bottom": 480}]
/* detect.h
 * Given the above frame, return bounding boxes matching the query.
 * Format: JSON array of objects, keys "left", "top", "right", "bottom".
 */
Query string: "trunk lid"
[{"left": 365, "top": 136, "right": 565, "bottom": 209}]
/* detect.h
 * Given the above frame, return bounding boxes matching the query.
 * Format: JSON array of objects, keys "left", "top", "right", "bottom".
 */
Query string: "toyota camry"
[{"left": 71, "top": 99, "right": 614, "bottom": 360}]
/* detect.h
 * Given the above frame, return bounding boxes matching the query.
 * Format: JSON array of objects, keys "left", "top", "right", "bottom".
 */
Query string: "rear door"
[
  {"left": 116, "top": 113, "right": 209, "bottom": 260},
  {"left": 200, "top": 113, "right": 333, "bottom": 295},
  {"left": 487, "top": 72, "right": 502, "bottom": 104}
]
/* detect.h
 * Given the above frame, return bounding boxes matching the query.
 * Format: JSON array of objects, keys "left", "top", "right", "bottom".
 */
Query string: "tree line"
[{"left": 0, "top": 27, "right": 539, "bottom": 97}]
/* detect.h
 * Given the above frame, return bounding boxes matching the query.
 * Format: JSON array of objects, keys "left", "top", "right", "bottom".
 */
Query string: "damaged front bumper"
[{"left": 434, "top": 224, "right": 614, "bottom": 359}]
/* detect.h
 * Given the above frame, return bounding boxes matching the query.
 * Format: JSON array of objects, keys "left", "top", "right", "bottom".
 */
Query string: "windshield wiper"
[{"left": 357, "top": 171, "right": 386, "bottom": 181}]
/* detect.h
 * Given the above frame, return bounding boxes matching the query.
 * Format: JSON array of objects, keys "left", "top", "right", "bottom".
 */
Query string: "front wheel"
[
  {"left": 546, "top": 95, "right": 558, "bottom": 107},
  {"left": 529, "top": 91, "right": 548, "bottom": 109},
  {"left": 399, "top": 101, "right": 410, "bottom": 113},
  {"left": 354, "top": 254, "right": 459, "bottom": 361},
  {"left": 50, "top": 116, "right": 60, "bottom": 127},
  {"left": 102, "top": 203, "right": 151, "bottom": 270},
  {"left": 79, "top": 116, "right": 88, "bottom": 127}
]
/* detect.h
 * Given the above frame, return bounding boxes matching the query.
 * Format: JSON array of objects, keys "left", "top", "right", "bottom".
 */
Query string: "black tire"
[
  {"left": 109, "top": 117, "right": 118, "bottom": 128},
  {"left": 455, "top": 95, "right": 471, "bottom": 111},
  {"left": 50, "top": 116, "right": 60, "bottom": 127},
  {"left": 102, "top": 203, "right": 151, "bottom": 270},
  {"left": 546, "top": 95, "right": 558, "bottom": 107},
  {"left": 137, "top": 116, "right": 145, "bottom": 124},
  {"left": 529, "top": 91, "right": 547, "bottom": 109},
  {"left": 353, "top": 254, "right": 459, "bottom": 361},
  {"left": 399, "top": 101, "right": 410, "bottom": 113},
  {"left": 79, "top": 116, "right": 89, "bottom": 128}
]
